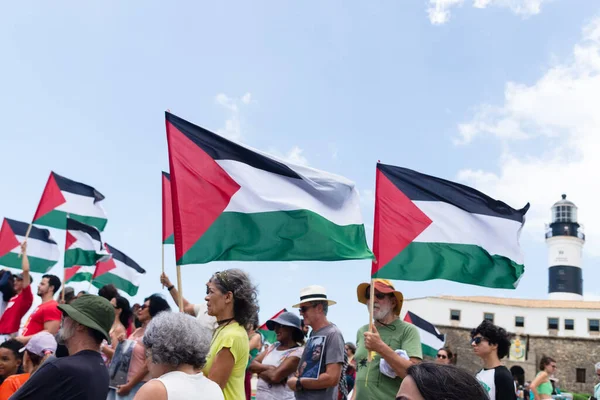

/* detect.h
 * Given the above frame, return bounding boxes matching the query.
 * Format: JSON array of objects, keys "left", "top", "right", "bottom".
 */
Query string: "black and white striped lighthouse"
[{"left": 545, "top": 194, "right": 585, "bottom": 300}]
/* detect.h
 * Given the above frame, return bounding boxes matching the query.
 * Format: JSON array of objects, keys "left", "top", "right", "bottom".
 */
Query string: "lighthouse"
[{"left": 546, "top": 194, "right": 585, "bottom": 300}]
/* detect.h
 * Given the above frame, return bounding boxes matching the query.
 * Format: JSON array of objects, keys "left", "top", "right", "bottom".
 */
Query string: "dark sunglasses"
[
  {"left": 299, "top": 304, "right": 317, "bottom": 313},
  {"left": 471, "top": 336, "right": 486, "bottom": 345},
  {"left": 437, "top": 354, "right": 447, "bottom": 359},
  {"left": 139, "top": 304, "right": 148, "bottom": 311},
  {"left": 365, "top": 291, "right": 388, "bottom": 300}
]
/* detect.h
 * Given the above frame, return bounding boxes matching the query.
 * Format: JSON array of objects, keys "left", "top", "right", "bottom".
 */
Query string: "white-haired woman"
[{"left": 133, "top": 312, "right": 224, "bottom": 400}]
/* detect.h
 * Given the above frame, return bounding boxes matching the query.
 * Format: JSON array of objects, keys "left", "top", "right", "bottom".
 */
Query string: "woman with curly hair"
[
  {"left": 203, "top": 269, "right": 259, "bottom": 400},
  {"left": 133, "top": 312, "right": 223, "bottom": 400}
]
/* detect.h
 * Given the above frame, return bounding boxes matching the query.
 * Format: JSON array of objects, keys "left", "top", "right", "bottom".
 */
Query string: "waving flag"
[
  {"left": 404, "top": 311, "right": 445, "bottom": 358},
  {"left": 64, "top": 218, "right": 110, "bottom": 283},
  {"left": 0, "top": 218, "right": 59, "bottom": 273},
  {"left": 92, "top": 243, "right": 146, "bottom": 296}
]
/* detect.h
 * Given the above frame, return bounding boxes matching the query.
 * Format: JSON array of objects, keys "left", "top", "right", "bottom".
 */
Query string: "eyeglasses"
[
  {"left": 437, "top": 354, "right": 448, "bottom": 359},
  {"left": 299, "top": 304, "right": 317, "bottom": 313},
  {"left": 364, "top": 290, "right": 389, "bottom": 300},
  {"left": 471, "top": 336, "right": 486, "bottom": 345},
  {"left": 140, "top": 304, "right": 148, "bottom": 311}
]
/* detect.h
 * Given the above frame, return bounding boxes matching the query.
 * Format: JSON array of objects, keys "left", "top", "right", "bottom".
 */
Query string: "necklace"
[{"left": 217, "top": 317, "right": 235, "bottom": 326}]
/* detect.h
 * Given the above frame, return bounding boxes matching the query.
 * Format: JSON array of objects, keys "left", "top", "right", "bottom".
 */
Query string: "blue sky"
[{"left": 1, "top": 1, "right": 599, "bottom": 342}]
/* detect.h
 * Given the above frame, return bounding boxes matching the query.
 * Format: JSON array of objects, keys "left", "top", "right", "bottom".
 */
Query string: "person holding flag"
[{"left": 15, "top": 274, "right": 61, "bottom": 345}]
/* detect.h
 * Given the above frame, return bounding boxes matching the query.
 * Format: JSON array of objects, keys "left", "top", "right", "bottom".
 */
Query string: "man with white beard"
[
  {"left": 351, "top": 279, "right": 422, "bottom": 400},
  {"left": 10, "top": 294, "right": 114, "bottom": 400}
]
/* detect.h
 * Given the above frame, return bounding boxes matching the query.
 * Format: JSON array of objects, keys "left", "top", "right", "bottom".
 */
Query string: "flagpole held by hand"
[
  {"left": 18, "top": 223, "right": 33, "bottom": 259},
  {"left": 161, "top": 244, "right": 165, "bottom": 288},
  {"left": 176, "top": 265, "right": 184, "bottom": 312},
  {"left": 368, "top": 278, "right": 375, "bottom": 362}
]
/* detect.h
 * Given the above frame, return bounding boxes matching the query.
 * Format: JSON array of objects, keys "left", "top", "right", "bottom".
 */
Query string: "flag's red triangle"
[
  {"left": 64, "top": 266, "right": 80, "bottom": 282},
  {"left": 33, "top": 172, "right": 67, "bottom": 221},
  {"left": 166, "top": 119, "right": 241, "bottom": 261},
  {"left": 403, "top": 312, "right": 413, "bottom": 324},
  {"left": 372, "top": 168, "right": 432, "bottom": 275},
  {"left": 93, "top": 244, "right": 116, "bottom": 279},
  {"left": 65, "top": 231, "right": 77, "bottom": 250},
  {"left": 162, "top": 172, "right": 174, "bottom": 243},
  {"left": 0, "top": 219, "right": 19, "bottom": 258}
]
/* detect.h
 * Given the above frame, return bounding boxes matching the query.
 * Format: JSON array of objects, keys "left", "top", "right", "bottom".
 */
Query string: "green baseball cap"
[{"left": 58, "top": 294, "right": 114, "bottom": 343}]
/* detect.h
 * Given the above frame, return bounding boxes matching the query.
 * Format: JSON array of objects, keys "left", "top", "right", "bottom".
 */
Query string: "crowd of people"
[{"left": 0, "top": 245, "right": 595, "bottom": 399}]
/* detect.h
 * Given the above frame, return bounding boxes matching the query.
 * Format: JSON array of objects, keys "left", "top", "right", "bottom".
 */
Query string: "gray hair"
[
  {"left": 210, "top": 269, "right": 259, "bottom": 327},
  {"left": 315, "top": 301, "right": 328, "bottom": 316},
  {"left": 595, "top": 362, "right": 600, "bottom": 372},
  {"left": 143, "top": 312, "right": 211, "bottom": 369}
]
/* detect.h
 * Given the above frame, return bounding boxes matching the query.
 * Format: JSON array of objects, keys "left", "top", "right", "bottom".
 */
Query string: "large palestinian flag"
[
  {"left": 33, "top": 172, "right": 107, "bottom": 231},
  {"left": 372, "top": 164, "right": 529, "bottom": 289},
  {"left": 165, "top": 112, "right": 373, "bottom": 265},
  {"left": 0, "top": 218, "right": 59, "bottom": 273},
  {"left": 403, "top": 311, "right": 445, "bottom": 358},
  {"left": 64, "top": 218, "right": 110, "bottom": 283},
  {"left": 92, "top": 243, "right": 146, "bottom": 296},
  {"left": 162, "top": 172, "right": 174, "bottom": 244}
]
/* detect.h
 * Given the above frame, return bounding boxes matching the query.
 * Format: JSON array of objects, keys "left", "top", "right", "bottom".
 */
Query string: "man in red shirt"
[
  {"left": 16, "top": 266, "right": 61, "bottom": 345},
  {"left": 0, "top": 243, "right": 34, "bottom": 339}
]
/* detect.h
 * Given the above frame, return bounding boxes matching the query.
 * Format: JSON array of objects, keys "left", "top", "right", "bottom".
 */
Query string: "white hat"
[{"left": 292, "top": 285, "right": 337, "bottom": 308}]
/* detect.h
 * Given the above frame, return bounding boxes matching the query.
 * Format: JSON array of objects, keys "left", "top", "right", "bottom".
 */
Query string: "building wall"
[
  {"left": 403, "top": 297, "right": 600, "bottom": 338},
  {"left": 440, "top": 326, "right": 600, "bottom": 394}
]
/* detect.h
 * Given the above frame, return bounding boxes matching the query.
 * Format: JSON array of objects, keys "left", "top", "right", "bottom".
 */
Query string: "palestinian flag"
[
  {"left": 162, "top": 172, "right": 174, "bottom": 244},
  {"left": 258, "top": 308, "right": 287, "bottom": 344},
  {"left": 373, "top": 164, "right": 529, "bottom": 289},
  {"left": 404, "top": 311, "right": 445, "bottom": 358},
  {"left": 92, "top": 243, "right": 146, "bottom": 296},
  {"left": 165, "top": 112, "right": 373, "bottom": 265},
  {"left": 0, "top": 218, "right": 59, "bottom": 273},
  {"left": 33, "top": 172, "right": 108, "bottom": 231},
  {"left": 64, "top": 218, "right": 110, "bottom": 283}
]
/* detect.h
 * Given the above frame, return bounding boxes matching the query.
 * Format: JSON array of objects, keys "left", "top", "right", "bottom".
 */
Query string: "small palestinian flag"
[
  {"left": 258, "top": 308, "right": 287, "bottom": 344},
  {"left": 373, "top": 164, "right": 529, "bottom": 289},
  {"left": 64, "top": 218, "right": 110, "bottom": 283},
  {"left": 92, "top": 243, "right": 146, "bottom": 296},
  {"left": 0, "top": 218, "right": 59, "bottom": 273},
  {"left": 165, "top": 112, "right": 373, "bottom": 265},
  {"left": 33, "top": 172, "right": 108, "bottom": 231},
  {"left": 403, "top": 311, "right": 445, "bottom": 358},
  {"left": 162, "top": 172, "right": 174, "bottom": 244}
]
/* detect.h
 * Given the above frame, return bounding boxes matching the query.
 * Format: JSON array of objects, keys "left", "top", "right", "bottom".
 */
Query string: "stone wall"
[{"left": 438, "top": 325, "right": 600, "bottom": 394}]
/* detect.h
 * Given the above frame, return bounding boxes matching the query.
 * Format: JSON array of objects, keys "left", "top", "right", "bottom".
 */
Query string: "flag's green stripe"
[
  {"left": 178, "top": 210, "right": 373, "bottom": 265},
  {"left": 258, "top": 329, "right": 277, "bottom": 344},
  {"left": 0, "top": 253, "right": 58, "bottom": 273},
  {"left": 163, "top": 234, "right": 174, "bottom": 245},
  {"left": 93, "top": 273, "right": 139, "bottom": 296},
  {"left": 373, "top": 242, "right": 524, "bottom": 290},
  {"left": 67, "top": 272, "right": 93, "bottom": 283},
  {"left": 34, "top": 209, "right": 107, "bottom": 232},
  {"left": 64, "top": 249, "right": 103, "bottom": 268},
  {"left": 422, "top": 343, "right": 439, "bottom": 359}
]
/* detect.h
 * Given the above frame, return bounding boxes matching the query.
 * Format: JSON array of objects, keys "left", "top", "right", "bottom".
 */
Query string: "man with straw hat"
[
  {"left": 11, "top": 294, "right": 114, "bottom": 400},
  {"left": 352, "top": 279, "right": 422, "bottom": 400},
  {"left": 288, "top": 285, "right": 346, "bottom": 400}
]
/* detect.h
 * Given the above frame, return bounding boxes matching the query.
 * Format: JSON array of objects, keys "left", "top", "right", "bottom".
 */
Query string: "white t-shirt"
[
  {"left": 256, "top": 343, "right": 304, "bottom": 400},
  {"left": 476, "top": 366, "right": 517, "bottom": 400},
  {"left": 156, "top": 371, "right": 224, "bottom": 400},
  {"left": 193, "top": 303, "right": 217, "bottom": 334}
]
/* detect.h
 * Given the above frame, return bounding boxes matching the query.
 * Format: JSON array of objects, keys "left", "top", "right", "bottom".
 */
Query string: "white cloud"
[
  {"left": 214, "top": 92, "right": 253, "bottom": 141},
  {"left": 428, "top": 0, "right": 547, "bottom": 25},
  {"left": 455, "top": 17, "right": 600, "bottom": 256}
]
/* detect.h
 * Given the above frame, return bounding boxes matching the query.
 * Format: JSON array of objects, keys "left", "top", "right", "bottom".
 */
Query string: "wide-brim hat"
[
  {"left": 58, "top": 294, "right": 114, "bottom": 343},
  {"left": 292, "top": 285, "right": 337, "bottom": 308},
  {"left": 266, "top": 311, "right": 303, "bottom": 333},
  {"left": 357, "top": 279, "right": 404, "bottom": 315}
]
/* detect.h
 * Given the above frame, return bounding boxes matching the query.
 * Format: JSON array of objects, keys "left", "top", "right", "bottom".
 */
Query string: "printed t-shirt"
[
  {"left": 21, "top": 300, "right": 61, "bottom": 337},
  {"left": 0, "top": 372, "right": 30, "bottom": 398},
  {"left": 476, "top": 365, "right": 517, "bottom": 400},
  {"left": 203, "top": 322, "right": 249, "bottom": 400},
  {"left": 256, "top": 342, "right": 303, "bottom": 400},
  {"left": 296, "top": 323, "right": 345, "bottom": 400},
  {"left": 127, "top": 327, "right": 151, "bottom": 382},
  {"left": 0, "top": 286, "right": 33, "bottom": 334},
  {"left": 354, "top": 320, "right": 422, "bottom": 400}
]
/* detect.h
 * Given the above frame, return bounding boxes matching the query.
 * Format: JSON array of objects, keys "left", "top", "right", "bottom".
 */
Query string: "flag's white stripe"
[
  {"left": 416, "top": 326, "right": 445, "bottom": 350},
  {"left": 218, "top": 160, "right": 363, "bottom": 226},
  {"left": 111, "top": 258, "right": 143, "bottom": 286},
  {"left": 10, "top": 235, "right": 59, "bottom": 262},
  {"left": 56, "top": 191, "right": 107, "bottom": 219},
  {"left": 414, "top": 201, "right": 525, "bottom": 264},
  {"left": 68, "top": 230, "right": 103, "bottom": 252},
  {"left": 73, "top": 266, "right": 96, "bottom": 275}
]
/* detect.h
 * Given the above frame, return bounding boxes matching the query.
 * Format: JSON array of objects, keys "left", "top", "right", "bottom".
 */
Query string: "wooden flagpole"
[
  {"left": 367, "top": 279, "right": 375, "bottom": 362},
  {"left": 176, "top": 265, "right": 184, "bottom": 312},
  {"left": 18, "top": 224, "right": 33, "bottom": 259},
  {"left": 161, "top": 243, "right": 165, "bottom": 288}
]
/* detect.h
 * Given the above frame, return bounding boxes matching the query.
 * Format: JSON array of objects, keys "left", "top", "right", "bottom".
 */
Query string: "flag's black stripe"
[
  {"left": 407, "top": 311, "right": 445, "bottom": 342},
  {"left": 66, "top": 218, "right": 102, "bottom": 242},
  {"left": 162, "top": 171, "right": 170, "bottom": 180},
  {"left": 166, "top": 112, "right": 302, "bottom": 180},
  {"left": 52, "top": 172, "right": 105, "bottom": 203},
  {"left": 378, "top": 164, "right": 529, "bottom": 223},
  {"left": 6, "top": 219, "right": 56, "bottom": 244},
  {"left": 105, "top": 243, "right": 146, "bottom": 274}
]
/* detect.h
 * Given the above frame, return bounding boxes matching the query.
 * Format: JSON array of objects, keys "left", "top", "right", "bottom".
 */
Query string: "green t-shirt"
[{"left": 354, "top": 320, "right": 422, "bottom": 400}]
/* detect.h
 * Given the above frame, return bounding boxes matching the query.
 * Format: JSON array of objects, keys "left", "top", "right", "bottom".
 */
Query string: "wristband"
[
  {"left": 167, "top": 285, "right": 175, "bottom": 291},
  {"left": 296, "top": 378, "right": 303, "bottom": 392}
]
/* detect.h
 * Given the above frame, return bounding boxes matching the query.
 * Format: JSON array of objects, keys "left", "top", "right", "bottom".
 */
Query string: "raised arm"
[{"left": 160, "top": 273, "right": 195, "bottom": 315}]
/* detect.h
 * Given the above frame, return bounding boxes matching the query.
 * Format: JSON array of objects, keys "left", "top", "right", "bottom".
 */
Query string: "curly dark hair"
[
  {"left": 406, "top": 363, "right": 488, "bottom": 400},
  {"left": 210, "top": 269, "right": 259, "bottom": 327},
  {"left": 144, "top": 294, "right": 172, "bottom": 318},
  {"left": 539, "top": 355, "right": 556, "bottom": 371},
  {"left": 471, "top": 320, "right": 511, "bottom": 359}
]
